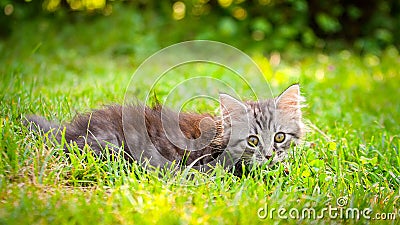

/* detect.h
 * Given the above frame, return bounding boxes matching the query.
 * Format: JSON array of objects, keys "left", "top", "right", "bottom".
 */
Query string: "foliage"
[
  {"left": 0, "top": 9, "right": 399, "bottom": 224},
  {"left": 1, "top": 0, "right": 400, "bottom": 53}
]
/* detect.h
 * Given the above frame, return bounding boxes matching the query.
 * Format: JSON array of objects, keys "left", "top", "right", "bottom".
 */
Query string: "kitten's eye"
[
  {"left": 274, "top": 132, "right": 286, "bottom": 143},
  {"left": 247, "top": 135, "right": 259, "bottom": 147}
]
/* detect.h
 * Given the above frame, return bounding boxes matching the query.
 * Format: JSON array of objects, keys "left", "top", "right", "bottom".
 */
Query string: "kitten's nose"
[{"left": 264, "top": 149, "right": 274, "bottom": 160}]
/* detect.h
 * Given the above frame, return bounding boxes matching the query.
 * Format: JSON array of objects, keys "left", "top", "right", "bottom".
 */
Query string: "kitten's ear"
[
  {"left": 219, "top": 93, "right": 247, "bottom": 117},
  {"left": 275, "top": 84, "right": 302, "bottom": 113}
]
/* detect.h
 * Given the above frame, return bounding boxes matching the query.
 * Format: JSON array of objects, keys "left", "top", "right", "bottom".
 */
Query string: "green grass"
[{"left": 1, "top": 8, "right": 399, "bottom": 225}]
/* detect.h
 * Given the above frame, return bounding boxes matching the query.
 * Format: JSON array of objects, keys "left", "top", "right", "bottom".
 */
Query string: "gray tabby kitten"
[{"left": 26, "top": 84, "right": 304, "bottom": 174}]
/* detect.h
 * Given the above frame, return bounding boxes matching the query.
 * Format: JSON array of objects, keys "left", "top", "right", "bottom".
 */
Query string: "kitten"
[{"left": 25, "top": 84, "right": 304, "bottom": 174}]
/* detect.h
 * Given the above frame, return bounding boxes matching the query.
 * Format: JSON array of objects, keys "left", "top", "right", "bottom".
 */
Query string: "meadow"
[{"left": 0, "top": 7, "right": 399, "bottom": 225}]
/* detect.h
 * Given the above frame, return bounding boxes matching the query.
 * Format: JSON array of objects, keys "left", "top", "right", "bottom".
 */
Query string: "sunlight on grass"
[{"left": 0, "top": 8, "right": 399, "bottom": 225}]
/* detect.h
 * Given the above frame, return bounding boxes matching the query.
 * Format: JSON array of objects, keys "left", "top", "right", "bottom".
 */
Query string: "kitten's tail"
[{"left": 24, "top": 115, "right": 60, "bottom": 135}]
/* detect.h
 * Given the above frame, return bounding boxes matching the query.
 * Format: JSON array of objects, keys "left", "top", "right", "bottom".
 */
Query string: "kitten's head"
[{"left": 219, "top": 84, "right": 304, "bottom": 168}]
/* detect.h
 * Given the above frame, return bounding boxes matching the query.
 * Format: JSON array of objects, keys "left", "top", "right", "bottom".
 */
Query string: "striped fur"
[{"left": 25, "top": 84, "right": 304, "bottom": 174}]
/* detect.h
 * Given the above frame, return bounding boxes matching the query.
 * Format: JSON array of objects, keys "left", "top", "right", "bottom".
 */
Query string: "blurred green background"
[{"left": 1, "top": 0, "right": 399, "bottom": 54}]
